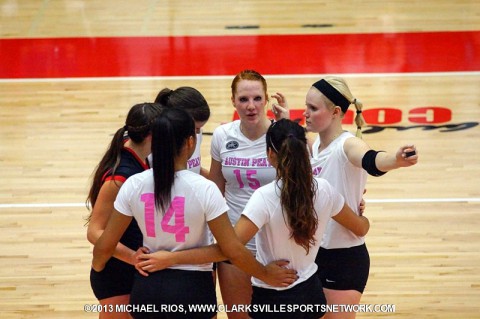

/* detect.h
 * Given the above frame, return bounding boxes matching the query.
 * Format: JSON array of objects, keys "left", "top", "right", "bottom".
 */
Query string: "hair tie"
[
  {"left": 287, "top": 133, "right": 294, "bottom": 138},
  {"left": 356, "top": 110, "right": 362, "bottom": 114}
]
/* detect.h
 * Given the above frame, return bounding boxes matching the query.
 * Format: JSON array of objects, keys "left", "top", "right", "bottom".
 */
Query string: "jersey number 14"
[{"left": 140, "top": 194, "right": 190, "bottom": 242}]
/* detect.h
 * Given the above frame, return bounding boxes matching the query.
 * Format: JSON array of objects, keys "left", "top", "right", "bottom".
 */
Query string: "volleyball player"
[
  {"left": 304, "top": 76, "right": 418, "bottom": 319},
  {"left": 153, "top": 86, "right": 210, "bottom": 176},
  {"left": 86, "top": 102, "right": 163, "bottom": 319},
  {"left": 208, "top": 69, "right": 288, "bottom": 319}
]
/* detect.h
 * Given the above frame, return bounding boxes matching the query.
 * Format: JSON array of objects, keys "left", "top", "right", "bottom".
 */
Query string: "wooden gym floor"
[{"left": 0, "top": 1, "right": 479, "bottom": 318}]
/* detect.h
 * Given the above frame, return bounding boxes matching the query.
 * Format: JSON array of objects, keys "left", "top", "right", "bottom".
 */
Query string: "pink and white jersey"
[
  {"left": 243, "top": 178, "right": 344, "bottom": 290},
  {"left": 114, "top": 169, "right": 229, "bottom": 271},
  {"left": 186, "top": 131, "right": 203, "bottom": 174},
  {"left": 211, "top": 120, "right": 276, "bottom": 253},
  {"left": 148, "top": 131, "right": 203, "bottom": 174},
  {"left": 310, "top": 131, "right": 368, "bottom": 249}
]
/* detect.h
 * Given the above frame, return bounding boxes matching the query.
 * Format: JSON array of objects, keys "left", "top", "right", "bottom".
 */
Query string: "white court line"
[
  {"left": 0, "top": 198, "right": 479, "bottom": 208},
  {"left": 1, "top": 71, "right": 480, "bottom": 83},
  {"left": 0, "top": 203, "right": 86, "bottom": 208},
  {"left": 367, "top": 198, "right": 480, "bottom": 203}
]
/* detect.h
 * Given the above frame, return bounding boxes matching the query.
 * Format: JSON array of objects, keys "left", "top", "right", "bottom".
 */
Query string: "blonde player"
[{"left": 305, "top": 76, "right": 418, "bottom": 319}]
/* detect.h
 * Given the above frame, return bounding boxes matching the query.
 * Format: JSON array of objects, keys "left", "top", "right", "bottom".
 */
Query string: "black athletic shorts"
[
  {"left": 129, "top": 269, "right": 216, "bottom": 319},
  {"left": 90, "top": 257, "right": 135, "bottom": 300},
  {"left": 250, "top": 274, "right": 326, "bottom": 319},
  {"left": 315, "top": 243, "right": 370, "bottom": 293}
]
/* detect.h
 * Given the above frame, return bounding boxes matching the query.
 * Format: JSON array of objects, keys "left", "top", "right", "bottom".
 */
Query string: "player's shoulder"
[
  {"left": 128, "top": 169, "right": 152, "bottom": 183},
  {"left": 177, "top": 170, "right": 214, "bottom": 187},
  {"left": 251, "top": 180, "right": 278, "bottom": 200},
  {"left": 313, "top": 176, "right": 335, "bottom": 193},
  {"left": 342, "top": 131, "right": 364, "bottom": 146},
  {"left": 213, "top": 120, "right": 238, "bottom": 135},
  {"left": 119, "top": 169, "right": 152, "bottom": 192}
]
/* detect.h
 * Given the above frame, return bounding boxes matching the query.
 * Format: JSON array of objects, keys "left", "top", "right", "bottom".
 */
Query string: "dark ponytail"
[
  {"left": 86, "top": 126, "right": 126, "bottom": 212},
  {"left": 266, "top": 119, "right": 318, "bottom": 253},
  {"left": 151, "top": 108, "right": 196, "bottom": 212},
  {"left": 85, "top": 103, "right": 163, "bottom": 221},
  {"left": 155, "top": 86, "right": 210, "bottom": 123},
  {"left": 154, "top": 88, "right": 173, "bottom": 106}
]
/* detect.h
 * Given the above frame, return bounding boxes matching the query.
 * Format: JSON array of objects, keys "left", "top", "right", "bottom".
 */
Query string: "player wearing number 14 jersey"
[
  {"left": 92, "top": 108, "right": 296, "bottom": 319},
  {"left": 114, "top": 169, "right": 226, "bottom": 271}
]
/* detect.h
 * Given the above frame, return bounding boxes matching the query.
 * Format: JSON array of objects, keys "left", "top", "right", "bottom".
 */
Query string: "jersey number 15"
[{"left": 233, "top": 169, "right": 260, "bottom": 190}]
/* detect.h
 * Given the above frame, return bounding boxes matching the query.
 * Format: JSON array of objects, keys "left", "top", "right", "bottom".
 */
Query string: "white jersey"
[
  {"left": 148, "top": 131, "right": 203, "bottom": 174},
  {"left": 187, "top": 131, "right": 203, "bottom": 174},
  {"left": 310, "top": 131, "right": 367, "bottom": 249},
  {"left": 243, "top": 178, "right": 345, "bottom": 290},
  {"left": 114, "top": 169, "right": 229, "bottom": 271},
  {"left": 211, "top": 120, "right": 277, "bottom": 253}
]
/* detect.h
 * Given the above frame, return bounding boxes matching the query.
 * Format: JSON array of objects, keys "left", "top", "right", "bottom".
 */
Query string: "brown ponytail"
[
  {"left": 85, "top": 103, "right": 163, "bottom": 223},
  {"left": 267, "top": 119, "right": 318, "bottom": 253}
]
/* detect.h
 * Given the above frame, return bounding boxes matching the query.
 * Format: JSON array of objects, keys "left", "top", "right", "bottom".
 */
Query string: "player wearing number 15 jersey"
[
  {"left": 210, "top": 119, "right": 275, "bottom": 253},
  {"left": 208, "top": 69, "right": 289, "bottom": 319}
]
